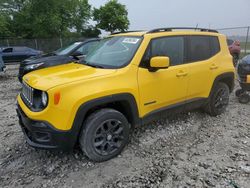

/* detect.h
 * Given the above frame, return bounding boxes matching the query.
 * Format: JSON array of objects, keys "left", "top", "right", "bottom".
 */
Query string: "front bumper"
[{"left": 16, "top": 104, "right": 76, "bottom": 151}]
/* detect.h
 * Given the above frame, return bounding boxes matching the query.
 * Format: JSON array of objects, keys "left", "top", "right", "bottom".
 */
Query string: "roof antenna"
[{"left": 195, "top": 24, "right": 198, "bottom": 30}]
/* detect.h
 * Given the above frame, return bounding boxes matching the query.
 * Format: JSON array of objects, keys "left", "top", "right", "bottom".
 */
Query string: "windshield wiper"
[{"left": 85, "top": 63, "right": 105, "bottom": 68}]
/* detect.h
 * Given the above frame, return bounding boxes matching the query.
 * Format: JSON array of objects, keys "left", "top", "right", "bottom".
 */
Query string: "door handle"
[
  {"left": 210, "top": 64, "right": 218, "bottom": 70},
  {"left": 176, "top": 71, "right": 188, "bottom": 77}
]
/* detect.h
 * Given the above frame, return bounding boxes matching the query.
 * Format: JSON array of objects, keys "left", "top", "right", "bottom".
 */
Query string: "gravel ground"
[{"left": 0, "top": 64, "right": 249, "bottom": 188}]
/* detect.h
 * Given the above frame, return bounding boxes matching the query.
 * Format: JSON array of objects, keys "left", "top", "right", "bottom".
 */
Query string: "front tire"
[
  {"left": 79, "top": 108, "right": 130, "bottom": 162},
  {"left": 204, "top": 82, "right": 230, "bottom": 116}
]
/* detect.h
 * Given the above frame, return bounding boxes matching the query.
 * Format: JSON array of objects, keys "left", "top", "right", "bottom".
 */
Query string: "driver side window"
[{"left": 141, "top": 36, "right": 184, "bottom": 67}]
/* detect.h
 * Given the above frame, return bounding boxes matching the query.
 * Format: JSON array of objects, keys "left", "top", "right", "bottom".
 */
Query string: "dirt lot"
[{"left": 0, "top": 64, "right": 249, "bottom": 188}]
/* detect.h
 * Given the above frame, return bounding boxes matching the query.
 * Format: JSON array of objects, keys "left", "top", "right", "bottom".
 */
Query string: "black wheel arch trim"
[
  {"left": 70, "top": 93, "right": 140, "bottom": 147},
  {"left": 211, "top": 72, "right": 235, "bottom": 94}
]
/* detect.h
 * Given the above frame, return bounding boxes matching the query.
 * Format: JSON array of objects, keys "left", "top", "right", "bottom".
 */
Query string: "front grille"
[{"left": 21, "top": 82, "right": 34, "bottom": 106}]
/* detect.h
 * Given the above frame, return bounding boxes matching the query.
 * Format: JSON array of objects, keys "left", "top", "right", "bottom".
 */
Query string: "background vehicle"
[
  {"left": 18, "top": 38, "right": 99, "bottom": 82},
  {"left": 17, "top": 28, "right": 235, "bottom": 162},
  {"left": 0, "top": 46, "right": 42, "bottom": 64},
  {"left": 227, "top": 39, "right": 241, "bottom": 66},
  {"left": 0, "top": 53, "right": 5, "bottom": 72},
  {"left": 236, "top": 55, "right": 250, "bottom": 103}
]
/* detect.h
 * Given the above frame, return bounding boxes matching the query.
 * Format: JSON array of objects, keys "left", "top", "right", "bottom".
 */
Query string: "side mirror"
[{"left": 149, "top": 56, "right": 170, "bottom": 72}]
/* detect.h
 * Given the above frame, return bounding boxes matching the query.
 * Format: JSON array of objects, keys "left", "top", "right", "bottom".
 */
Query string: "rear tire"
[
  {"left": 204, "top": 82, "right": 230, "bottom": 116},
  {"left": 79, "top": 108, "right": 130, "bottom": 162}
]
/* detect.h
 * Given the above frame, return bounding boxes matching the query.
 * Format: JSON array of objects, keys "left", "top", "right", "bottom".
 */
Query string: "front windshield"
[
  {"left": 82, "top": 36, "right": 142, "bottom": 68},
  {"left": 55, "top": 42, "right": 82, "bottom": 55}
]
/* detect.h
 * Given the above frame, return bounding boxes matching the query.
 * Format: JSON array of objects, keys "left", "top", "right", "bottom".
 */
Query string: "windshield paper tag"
[{"left": 122, "top": 38, "right": 139, "bottom": 44}]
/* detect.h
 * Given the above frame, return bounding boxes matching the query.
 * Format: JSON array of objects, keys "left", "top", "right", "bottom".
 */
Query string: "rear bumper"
[{"left": 16, "top": 104, "right": 76, "bottom": 151}]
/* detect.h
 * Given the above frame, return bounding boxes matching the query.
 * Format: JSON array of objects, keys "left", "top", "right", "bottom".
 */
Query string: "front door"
[{"left": 138, "top": 36, "right": 189, "bottom": 117}]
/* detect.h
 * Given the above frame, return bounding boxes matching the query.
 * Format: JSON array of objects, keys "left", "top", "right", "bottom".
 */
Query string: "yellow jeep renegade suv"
[{"left": 17, "top": 28, "right": 235, "bottom": 162}]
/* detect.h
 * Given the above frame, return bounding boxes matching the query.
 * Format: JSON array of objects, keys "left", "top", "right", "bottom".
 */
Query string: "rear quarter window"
[{"left": 210, "top": 36, "right": 220, "bottom": 56}]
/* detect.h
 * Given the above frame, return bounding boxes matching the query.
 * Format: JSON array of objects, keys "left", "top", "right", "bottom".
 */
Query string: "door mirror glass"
[{"left": 149, "top": 56, "right": 170, "bottom": 71}]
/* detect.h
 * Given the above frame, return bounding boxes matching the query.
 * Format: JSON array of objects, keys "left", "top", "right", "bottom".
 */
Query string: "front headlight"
[
  {"left": 25, "top": 62, "right": 44, "bottom": 70},
  {"left": 41, "top": 91, "right": 48, "bottom": 106}
]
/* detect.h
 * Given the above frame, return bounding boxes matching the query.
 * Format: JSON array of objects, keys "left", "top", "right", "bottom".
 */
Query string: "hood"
[
  {"left": 23, "top": 63, "right": 116, "bottom": 91},
  {"left": 23, "top": 55, "right": 74, "bottom": 66}
]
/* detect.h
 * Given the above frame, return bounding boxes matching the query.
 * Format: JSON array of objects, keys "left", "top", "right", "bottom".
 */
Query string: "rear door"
[{"left": 185, "top": 35, "right": 220, "bottom": 100}]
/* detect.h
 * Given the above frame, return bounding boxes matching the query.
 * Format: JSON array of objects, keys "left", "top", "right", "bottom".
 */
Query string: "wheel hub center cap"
[{"left": 107, "top": 134, "right": 112, "bottom": 141}]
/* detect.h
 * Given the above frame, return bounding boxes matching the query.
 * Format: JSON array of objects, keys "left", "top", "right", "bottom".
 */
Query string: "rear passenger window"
[
  {"left": 186, "top": 36, "right": 220, "bottom": 63},
  {"left": 151, "top": 36, "right": 184, "bottom": 66}
]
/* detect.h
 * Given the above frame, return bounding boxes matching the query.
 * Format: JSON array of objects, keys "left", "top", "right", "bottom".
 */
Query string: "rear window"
[{"left": 186, "top": 36, "right": 220, "bottom": 63}]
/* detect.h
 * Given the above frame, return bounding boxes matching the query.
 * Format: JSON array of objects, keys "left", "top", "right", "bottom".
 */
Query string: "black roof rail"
[
  {"left": 147, "top": 27, "right": 218, "bottom": 34},
  {"left": 112, "top": 30, "right": 145, "bottom": 35}
]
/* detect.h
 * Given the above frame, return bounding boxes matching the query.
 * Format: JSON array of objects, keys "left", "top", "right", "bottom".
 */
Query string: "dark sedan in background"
[
  {"left": 0, "top": 46, "right": 42, "bottom": 64},
  {"left": 18, "top": 38, "right": 99, "bottom": 82}
]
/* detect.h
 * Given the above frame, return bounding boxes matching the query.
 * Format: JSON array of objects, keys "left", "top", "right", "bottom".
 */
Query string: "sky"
[{"left": 88, "top": 0, "right": 250, "bottom": 35}]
